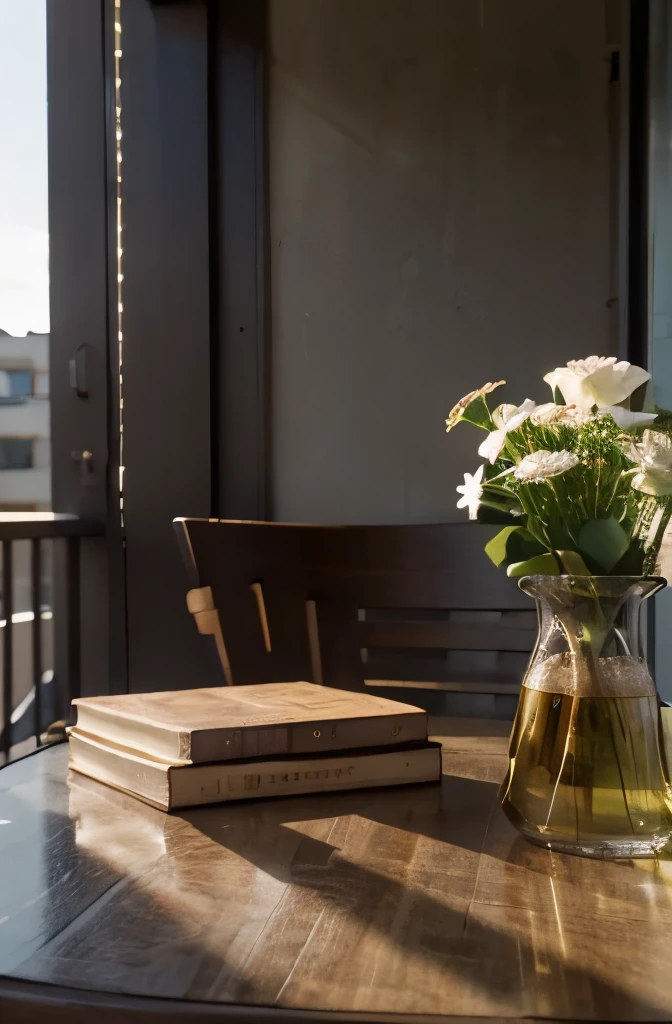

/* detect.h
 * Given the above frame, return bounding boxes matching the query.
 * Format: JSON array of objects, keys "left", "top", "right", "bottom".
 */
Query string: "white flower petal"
[
  {"left": 606, "top": 406, "right": 658, "bottom": 429},
  {"left": 481, "top": 399, "right": 536, "bottom": 464},
  {"left": 544, "top": 356, "right": 650, "bottom": 410},
  {"left": 632, "top": 469, "right": 672, "bottom": 496},
  {"left": 543, "top": 367, "right": 594, "bottom": 409},
  {"left": 478, "top": 429, "right": 507, "bottom": 464},
  {"left": 588, "top": 360, "right": 650, "bottom": 407},
  {"left": 492, "top": 404, "right": 517, "bottom": 429},
  {"left": 504, "top": 398, "right": 536, "bottom": 431},
  {"left": 513, "top": 449, "right": 579, "bottom": 484},
  {"left": 456, "top": 465, "right": 485, "bottom": 519}
]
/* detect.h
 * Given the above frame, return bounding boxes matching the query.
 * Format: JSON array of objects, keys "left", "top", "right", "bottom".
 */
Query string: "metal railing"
[{"left": 0, "top": 513, "right": 104, "bottom": 762}]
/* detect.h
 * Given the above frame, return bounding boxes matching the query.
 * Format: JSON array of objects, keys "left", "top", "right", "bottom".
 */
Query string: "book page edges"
[
  {"left": 68, "top": 732, "right": 172, "bottom": 810},
  {"left": 74, "top": 705, "right": 185, "bottom": 761}
]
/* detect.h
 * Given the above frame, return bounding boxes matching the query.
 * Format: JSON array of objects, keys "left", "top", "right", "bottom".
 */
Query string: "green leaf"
[
  {"left": 553, "top": 385, "right": 566, "bottom": 405},
  {"left": 485, "top": 526, "right": 521, "bottom": 567},
  {"left": 461, "top": 395, "right": 493, "bottom": 431},
  {"left": 507, "top": 553, "right": 560, "bottom": 578},
  {"left": 557, "top": 550, "right": 592, "bottom": 575},
  {"left": 545, "top": 516, "right": 576, "bottom": 551},
  {"left": 484, "top": 524, "right": 547, "bottom": 567},
  {"left": 476, "top": 504, "right": 516, "bottom": 526},
  {"left": 525, "top": 516, "right": 551, "bottom": 550},
  {"left": 578, "top": 517, "right": 629, "bottom": 572},
  {"left": 507, "top": 527, "right": 547, "bottom": 564}
]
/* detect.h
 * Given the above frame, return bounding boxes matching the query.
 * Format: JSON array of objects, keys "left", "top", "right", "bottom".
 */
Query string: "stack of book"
[{"left": 68, "top": 682, "right": 442, "bottom": 811}]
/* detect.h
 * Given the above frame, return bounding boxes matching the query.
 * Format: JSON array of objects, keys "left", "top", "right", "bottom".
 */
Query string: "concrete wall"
[
  {"left": 0, "top": 332, "right": 50, "bottom": 510},
  {"left": 269, "top": 0, "right": 617, "bottom": 524}
]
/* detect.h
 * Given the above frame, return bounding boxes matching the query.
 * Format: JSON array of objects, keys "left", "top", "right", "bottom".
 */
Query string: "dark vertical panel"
[
  {"left": 121, "top": 0, "right": 216, "bottom": 691},
  {"left": 47, "top": 0, "right": 117, "bottom": 697},
  {"left": 627, "top": 0, "right": 650, "bottom": 367},
  {"left": 213, "top": 0, "right": 269, "bottom": 519},
  {"left": 47, "top": 0, "right": 109, "bottom": 521}
]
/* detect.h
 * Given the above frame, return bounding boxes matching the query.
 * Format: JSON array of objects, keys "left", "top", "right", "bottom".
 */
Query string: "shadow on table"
[{"left": 2, "top": 755, "right": 667, "bottom": 1020}]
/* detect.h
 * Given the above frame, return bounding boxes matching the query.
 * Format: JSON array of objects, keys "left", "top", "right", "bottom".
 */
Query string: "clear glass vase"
[{"left": 500, "top": 574, "right": 672, "bottom": 858}]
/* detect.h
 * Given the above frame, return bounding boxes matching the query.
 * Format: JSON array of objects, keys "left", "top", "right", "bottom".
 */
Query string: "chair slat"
[{"left": 359, "top": 620, "right": 536, "bottom": 652}]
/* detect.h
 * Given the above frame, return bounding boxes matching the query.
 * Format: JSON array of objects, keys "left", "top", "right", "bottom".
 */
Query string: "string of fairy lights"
[{"left": 114, "top": 0, "right": 124, "bottom": 523}]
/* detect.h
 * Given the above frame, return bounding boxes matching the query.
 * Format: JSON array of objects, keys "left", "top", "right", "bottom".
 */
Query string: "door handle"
[{"left": 71, "top": 449, "right": 96, "bottom": 487}]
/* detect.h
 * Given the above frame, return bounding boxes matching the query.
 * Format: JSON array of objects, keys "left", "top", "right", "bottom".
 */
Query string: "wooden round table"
[{"left": 1, "top": 719, "right": 670, "bottom": 1023}]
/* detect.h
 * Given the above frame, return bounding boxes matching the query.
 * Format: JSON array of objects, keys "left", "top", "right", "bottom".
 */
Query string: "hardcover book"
[
  {"left": 68, "top": 729, "right": 442, "bottom": 811},
  {"left": 72, "top": 682, "right": 427, "bottom": 764}
]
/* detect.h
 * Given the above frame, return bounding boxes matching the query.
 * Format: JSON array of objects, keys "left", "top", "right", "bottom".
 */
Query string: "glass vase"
[{"left": 500, "top": 574, "right": 672, "bottom": 858}]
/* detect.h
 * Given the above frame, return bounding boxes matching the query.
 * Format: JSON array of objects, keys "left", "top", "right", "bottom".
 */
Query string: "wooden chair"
[{"left": 174, "top": 519, "right": 535, "bottom": 717}]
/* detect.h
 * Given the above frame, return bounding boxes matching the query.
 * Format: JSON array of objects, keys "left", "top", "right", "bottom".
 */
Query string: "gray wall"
[{"left": 269, "top": 0, "right": 617, "bottom": 524}]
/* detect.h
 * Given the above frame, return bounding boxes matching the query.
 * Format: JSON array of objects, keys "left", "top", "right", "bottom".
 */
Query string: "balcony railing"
[{"left": 0, "top": 513, "right": 104, "bottom": 763}]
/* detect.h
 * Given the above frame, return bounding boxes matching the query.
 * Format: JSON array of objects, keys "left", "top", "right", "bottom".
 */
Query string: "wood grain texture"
[{"left": 2, "top": 719, "right": 672, "bottom": 1022}]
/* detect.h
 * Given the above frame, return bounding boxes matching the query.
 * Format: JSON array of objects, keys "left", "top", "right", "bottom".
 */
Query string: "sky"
[{"left": 0, "top": 0, "right": 49, "bottom": 337}]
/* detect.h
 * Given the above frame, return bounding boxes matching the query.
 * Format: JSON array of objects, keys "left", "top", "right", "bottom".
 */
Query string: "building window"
[
  {"left": 8, "top": 369, "right": 32, "bottom": 397},
  {"left": 0, "top": 438, "right": 33, "bottom": 470},
  {"left": 0, "top": 368, "right": 33, "bottom": 398}
]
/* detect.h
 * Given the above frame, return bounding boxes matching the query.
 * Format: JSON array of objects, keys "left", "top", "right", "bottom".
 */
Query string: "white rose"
[
  {"left": 543, "top": 356, "right": 650, "bottom": 411},
  {"left": 478, "top": 399, "right": 536, "bottom": 464},
  {"left": 628, "top": 442, "right": 672, "bottom": 496}
]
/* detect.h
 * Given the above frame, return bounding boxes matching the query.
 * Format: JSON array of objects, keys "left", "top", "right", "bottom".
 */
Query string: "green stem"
[{"left": 643, "top": 498, "right": 672, "bottom": 576}]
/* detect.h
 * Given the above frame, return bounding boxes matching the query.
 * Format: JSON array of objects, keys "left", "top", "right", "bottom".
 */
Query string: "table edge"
[{"left": 0, "top": 975, "right": 579, "bottom": 1024}]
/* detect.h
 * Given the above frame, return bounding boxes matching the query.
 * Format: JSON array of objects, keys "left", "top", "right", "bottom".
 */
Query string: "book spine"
[
  {"left": 193, "top": 712, "right": 427, "bottom": 763},
  {"left": 171, "top": 745, "right": 441, "bottom": 809}
]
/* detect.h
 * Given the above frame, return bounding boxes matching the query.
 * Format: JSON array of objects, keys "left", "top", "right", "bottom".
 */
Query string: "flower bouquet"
[
  {"left": 446, "top": 357, "right": 672, "bottom": 858},
  {"left": 447, "top": 356, "right": 672, "bottom": 578}
]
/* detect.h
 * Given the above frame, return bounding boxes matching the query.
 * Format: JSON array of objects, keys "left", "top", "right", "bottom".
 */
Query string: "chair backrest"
[{"left": 175, "top": 519, "right": 535, "bottom": 711}]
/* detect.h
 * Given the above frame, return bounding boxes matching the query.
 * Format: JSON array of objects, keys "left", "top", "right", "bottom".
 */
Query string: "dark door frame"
[{"left": 48, "top": 0, "right": 269, "bottom": 694}]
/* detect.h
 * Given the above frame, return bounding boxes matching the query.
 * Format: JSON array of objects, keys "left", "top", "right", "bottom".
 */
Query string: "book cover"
[{"left": 72, "top": 682, "right": 427, "bottom": 764}]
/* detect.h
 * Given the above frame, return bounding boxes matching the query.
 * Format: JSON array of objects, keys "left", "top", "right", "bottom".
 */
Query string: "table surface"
[{"left": 1, "top": 718, "right": 672, "bottom": 1023}]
